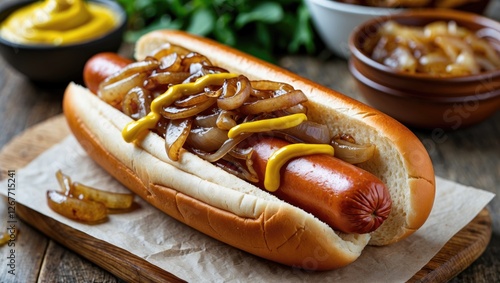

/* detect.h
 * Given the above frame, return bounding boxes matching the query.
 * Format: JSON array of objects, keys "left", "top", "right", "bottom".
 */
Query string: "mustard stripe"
[
  {"left": 227, "top": 113, "right": 307, "bottom": 139},
  {"left": 264, "top": 144, "right": 334, "bottom": 192}
]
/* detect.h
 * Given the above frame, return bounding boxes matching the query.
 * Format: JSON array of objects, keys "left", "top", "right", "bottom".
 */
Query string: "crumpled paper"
[{"left": 0, "top": 136, "right": 495, "bottom": 282}]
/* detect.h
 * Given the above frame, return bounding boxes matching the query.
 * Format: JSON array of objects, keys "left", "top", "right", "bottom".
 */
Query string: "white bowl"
[{"left": 305, "top": 0, "right": 404, "bottom": 59}]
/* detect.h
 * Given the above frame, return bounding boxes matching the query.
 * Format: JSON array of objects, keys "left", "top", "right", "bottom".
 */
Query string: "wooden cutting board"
[{"left": 0, "top": 114, "right": 492, "bottom": 282}]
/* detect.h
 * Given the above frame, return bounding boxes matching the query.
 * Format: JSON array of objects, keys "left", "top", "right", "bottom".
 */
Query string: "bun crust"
[{"left": 62, "top": 30, "right": 435, "bottom": 270}]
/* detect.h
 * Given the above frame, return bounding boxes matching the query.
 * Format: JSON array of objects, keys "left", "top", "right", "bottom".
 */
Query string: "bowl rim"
[
  {"left": 348, "top": 8, "right": 500, "bottom": 82},
  {"left": 0, "top": 0, "right": 127, "bottom": 50},
  {"left": 306, "top": 0, "right": 406, "bottom": 15},
  {"left": 349, "top": 60, "right": 500, "bottom": 102}
]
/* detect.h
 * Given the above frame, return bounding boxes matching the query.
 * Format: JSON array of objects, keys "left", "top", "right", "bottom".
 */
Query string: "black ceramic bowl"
[
  {"left": 0, "top": 0, "right": 127, "bottom": 84},
  {"left": 348, "top": 9, "right": 500, "bottom": 129}
]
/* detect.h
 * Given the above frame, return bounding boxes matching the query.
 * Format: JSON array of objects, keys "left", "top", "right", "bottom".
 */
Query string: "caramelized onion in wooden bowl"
[{"left": 348, "top": 9, "right": 500, "bottom": 129}]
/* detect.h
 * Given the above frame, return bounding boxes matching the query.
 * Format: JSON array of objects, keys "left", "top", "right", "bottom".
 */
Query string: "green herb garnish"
[{"left": 116, "top": 0, "right": 319, "bottom": 62}]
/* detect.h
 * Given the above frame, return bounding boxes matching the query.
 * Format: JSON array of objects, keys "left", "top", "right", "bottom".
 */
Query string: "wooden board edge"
[
  {"left": 409, "top": 208, "right": 492, "bottom": 282},
  {"left": 15, "top": 204, "right": 185, "bottom": 283}
]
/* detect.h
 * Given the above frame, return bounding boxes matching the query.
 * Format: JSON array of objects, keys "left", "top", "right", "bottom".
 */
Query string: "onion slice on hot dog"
[{"left": 63, "top": 30, "right": 435, "bottom": 270}]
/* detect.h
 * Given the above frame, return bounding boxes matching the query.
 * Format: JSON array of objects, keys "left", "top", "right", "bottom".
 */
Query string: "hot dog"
[{"left": 63, "top": 30, "right": 435, "bottom": 270}]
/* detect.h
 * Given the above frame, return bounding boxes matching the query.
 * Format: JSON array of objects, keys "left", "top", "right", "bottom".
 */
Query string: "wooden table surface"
[{"left": 0, "top": 1, "right": 499, "bottom": 282}]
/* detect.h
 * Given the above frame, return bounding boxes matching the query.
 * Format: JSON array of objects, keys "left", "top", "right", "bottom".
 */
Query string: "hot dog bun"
[{"left": 63, "top": 30, "right": 435, "bottom": 270}]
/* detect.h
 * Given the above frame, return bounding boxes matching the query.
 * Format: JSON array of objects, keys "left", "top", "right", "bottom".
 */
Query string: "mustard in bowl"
[{"left": 0, "top": 0, "right": 127, "bottom": 83}]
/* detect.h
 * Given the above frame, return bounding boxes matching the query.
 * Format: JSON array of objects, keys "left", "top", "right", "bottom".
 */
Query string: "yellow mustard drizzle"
[
  {"left": 0, "top": 0, "right": 117, "bottom": 45},
  {"left": 122, "top": 73, "right": 239, "bottom": 142},
  {"left": 227, "top": 113, "right": 307, "bottom": 139},
  {"left": 264, "top": 144, "right": 334, "bottom": 192}
]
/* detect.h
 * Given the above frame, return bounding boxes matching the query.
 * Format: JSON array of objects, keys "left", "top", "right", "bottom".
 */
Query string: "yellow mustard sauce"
[
  {"left": 0, "top": 0, "right": 117, "bottom": 45},
  {"left": 122, "top": 72, "right": 335, "bottom": 192},
  {"left": 227, "top": 113, "right": 307, "bottom": 139},
  {"left": 264, "top": 144, "right": 334, "bottom": 192}
]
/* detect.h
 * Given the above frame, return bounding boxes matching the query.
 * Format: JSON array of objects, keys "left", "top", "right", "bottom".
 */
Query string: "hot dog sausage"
[
  {"left": 82, "top": 52, "right": 392, "bottom": 234},
  {"left": 246, "top": 137, "right": 391, "bottom": 234},
  {"left": 83, "top": 52, "right": 133, "bottom": 94}
]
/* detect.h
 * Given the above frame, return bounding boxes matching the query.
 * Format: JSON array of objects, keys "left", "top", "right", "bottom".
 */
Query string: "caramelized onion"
[
  {"left": 47, "top": 190, "right": 107, "bottom": 223},
  {"left": 331, "top": 138, "right": 376, "bottom": 164},
  {"left": 282, "top": 103, "right": 308, "bottom": 115},
  {"left": 239, "top": 90, "right": 308, "bottom": 115},
  {"left": 144, "top": 71, "right": 190, "bottom": 89},
  {"left": 182, "top": 64, "right": 227, "bottom": 83},
  {"left": 194, "top": 112, "right": 219, "bottom": 128},
  {"left": 161, "top": 97, "right": 216, "bottom": 120},
  {"left": 202, "top": 65, "right": 230, "bottom": 75},
  {"left": 281, "top": 120, "right": 331, "bottom": 144},
  {"left": 229, "top": 147, "right": 260, "bottom": 183},
  {"left": 165, "top": 118, "right": 193, "bottom": 161},
  {"left": 476, "top": 55, "right": 499, "bottom": 72},
  {"left": 192, "top": 133, "right": 253, "bottom": 163},
  {"left": 217, "top": 75, "right": 251, "bottom": 110},
  {"left": 101, "top": 59, "right": 160, "bottom": 86},
  {"left": 72, "top": 182, "right": 134, "bottom": 209},
  {"left": 181, "top": 52, "right": 212, "bottom": 71},
  {"left": 122, "top": 87, "right": 152, "bottom": 120},
  {"left": 470, "top": 34, "right": 500, "bottom": 67},
  {"left": 0, "top": 231, "right": 12, "bottom": 246},
  {"left": 216, "top": 110, "right": 238, "bottom": 130},
  {"left": 158, "top": 52, "right": 182, "bottom": 71},
  {"left": 56, "top": 169, "right": 73, "bottom": 194},
  {"left": 154, "top": 116, "right": 169, "bottom": 138},
  {"left": 52, "top": 171, "right": 136, "bottom": 213},
  {"left": 250, "top": 80, "right": 294, "bottom": 94},
  {"left": 99, "top": 72, "right": 148, "bottom": 108},
  {"left": 187, "top": 127, "right": 229, "bottom": 153},
  {"left": 250, "top": 88, "right": 274, "bottom": 99},
  {"left": 365, "top": 20, "right": 500, "bottom": 75},
  {"left": 228, "top": 146, "right": 253, "bottom": 160},
  {"left": 217, "top": 154, "right": 259, "bottom": 183},
  {"left": 175, "top": 92, "right": 212, "bottom": 107}
]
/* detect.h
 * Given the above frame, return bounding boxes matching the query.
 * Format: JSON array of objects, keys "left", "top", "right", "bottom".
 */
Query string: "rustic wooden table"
[{"left": 0, "top": 1, "right": 498, "bottom": 282}]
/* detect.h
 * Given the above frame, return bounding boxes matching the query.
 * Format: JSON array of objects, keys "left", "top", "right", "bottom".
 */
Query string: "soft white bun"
[{"left": 63, "top": 30, "right": 435, "bottom": 270}]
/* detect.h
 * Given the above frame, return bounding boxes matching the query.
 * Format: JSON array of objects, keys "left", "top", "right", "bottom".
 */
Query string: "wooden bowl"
[
  {"left": 305, "top": 0, "right": 491, "bottom": 59},
  {"left": 348, "top": 9, "right": 500, "bottom": 129}
]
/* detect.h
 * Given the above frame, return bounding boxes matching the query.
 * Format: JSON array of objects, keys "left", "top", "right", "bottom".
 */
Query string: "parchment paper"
[{"left": 0, "top": 136, "right": 495, "bottom": 282}]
